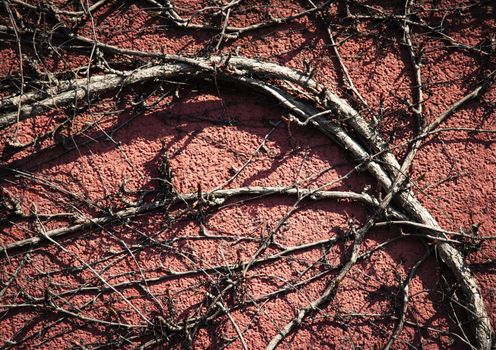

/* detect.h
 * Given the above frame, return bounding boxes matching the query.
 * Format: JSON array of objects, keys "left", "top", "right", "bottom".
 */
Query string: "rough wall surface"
[{"left": 0, "top": 1, "right": 495, "bottom": 349}]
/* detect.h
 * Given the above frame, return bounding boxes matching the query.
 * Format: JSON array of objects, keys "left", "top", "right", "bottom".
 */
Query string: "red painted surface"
[{"left": 0, "top": 1, "right": 495, "bottom": 349}]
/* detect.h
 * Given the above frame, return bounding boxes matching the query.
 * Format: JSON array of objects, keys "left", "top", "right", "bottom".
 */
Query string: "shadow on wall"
[{"left": 0, "top": 85, "right": 467, "bottom": 349}]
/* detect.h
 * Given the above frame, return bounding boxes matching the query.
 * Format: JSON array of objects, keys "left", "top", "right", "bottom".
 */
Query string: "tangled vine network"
[{"left": 0, "top": 0, "right": 495, "bottom": 349}]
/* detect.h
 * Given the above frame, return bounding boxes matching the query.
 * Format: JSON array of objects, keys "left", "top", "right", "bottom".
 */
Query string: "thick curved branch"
[{"left": 0, "top": 53, "right": 492, "bottom": 349}]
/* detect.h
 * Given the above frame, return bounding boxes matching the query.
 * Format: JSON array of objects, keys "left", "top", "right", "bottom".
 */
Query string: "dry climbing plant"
[{"left": 0, "top": 0, "right": 495, "bottom": 349}]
